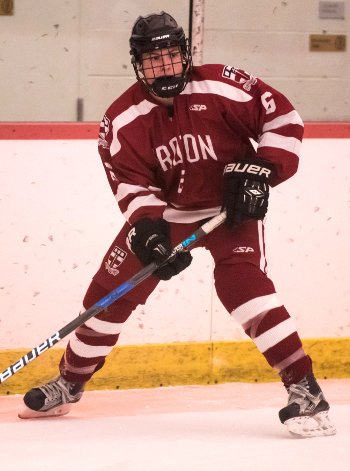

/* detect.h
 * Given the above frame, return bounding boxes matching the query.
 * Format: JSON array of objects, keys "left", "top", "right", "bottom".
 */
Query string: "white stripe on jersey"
[
  {"left": 61, "top": 361, "right": 98, "bottom": 376},
  {"left": 123, "top": 193, "right": 166, "bottom": 222},
  {"left": 254, "top": 317, "right": 297, "bottom": 353},
  {"left": 110, "top": 100, "right": 158, "bottom": 156},
  {"left": 262, "top": 110, "right": 304, "bottom": 133},
  {"left": 84, "top": 317, "right": 123, "bottom": 335},
  {"left": 273, "top": 347, "right": 306, "bottom": 372},
  {"left": 69, "top": 333, "right": 114, "bottom": 358},
  {"left": 116, "top": 182, "right": 162, "bottom": 202},
  {"left": 182, "top": 79, "right": 253, "bottom": 103},
  {"left": 232, "top": 293, "right": 283, "bottom": 325},
  {"left": 258, "top": 132, "right": 302, "bottom": 155},
  {"left": 163, "top": 206, "right": 221, "bottom": 223},
  {"left": 257, "top": 220, "right": 267, "bottom": 273}
]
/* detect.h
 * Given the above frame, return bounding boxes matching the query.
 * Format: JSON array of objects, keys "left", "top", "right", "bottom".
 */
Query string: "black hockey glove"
[
  {"left": 222, "top": 159, "right": 273, "bottom": 227},
  {"left": 127, "top": 218, "right": 192, "bottom": 281}
]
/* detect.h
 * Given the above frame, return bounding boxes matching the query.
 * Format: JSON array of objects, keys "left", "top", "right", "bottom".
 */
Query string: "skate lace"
[
  {"left": 288, "top": 383, "right": 320, "bottom": 407},
  {"left": 39, "top": 379, "right": 73, "bottom": 405}
]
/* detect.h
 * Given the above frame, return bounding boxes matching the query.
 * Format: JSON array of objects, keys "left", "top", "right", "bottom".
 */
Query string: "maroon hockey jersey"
[{"left": 98, "top": 64, "right": 304, "bottom": 225}]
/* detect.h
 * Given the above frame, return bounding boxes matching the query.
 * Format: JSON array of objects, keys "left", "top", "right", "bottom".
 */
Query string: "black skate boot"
[
  {"left": 279, "top": 373, "right": 336, "bottom": 437},
  {"left": 18, "top": 376, "right": 85, "bottom": 419}
]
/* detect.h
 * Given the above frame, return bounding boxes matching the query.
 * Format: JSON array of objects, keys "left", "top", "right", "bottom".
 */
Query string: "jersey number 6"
[{"left": 261, "top": 91, "right": 276, "bottom": 115}]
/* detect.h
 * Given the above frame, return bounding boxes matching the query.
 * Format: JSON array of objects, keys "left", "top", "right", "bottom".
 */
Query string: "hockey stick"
[{"left": 0, "top": 211, "right": 226, "bottom": 384}]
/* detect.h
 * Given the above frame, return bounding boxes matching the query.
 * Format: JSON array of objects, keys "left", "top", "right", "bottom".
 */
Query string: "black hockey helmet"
[{"left": 129, "top": 11, "right": 192, "bottom": 98}]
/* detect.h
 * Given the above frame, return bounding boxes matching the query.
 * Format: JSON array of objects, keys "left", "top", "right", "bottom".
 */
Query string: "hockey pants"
[{"left": 59, "top": 219, "right": 312, "bottom": 388}]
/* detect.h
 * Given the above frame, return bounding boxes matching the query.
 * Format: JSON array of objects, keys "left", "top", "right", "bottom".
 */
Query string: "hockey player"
[{"left": 20, "top": 11, "right": 335, "bottom": 437}]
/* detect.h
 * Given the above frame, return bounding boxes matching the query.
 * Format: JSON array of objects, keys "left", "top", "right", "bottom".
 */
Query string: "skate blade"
[
  {"left": 285, "top": 411, "right": 336, "bottom": 438},
  {"left": 18, "top": 403, "right": 72, "bottom": 419}
]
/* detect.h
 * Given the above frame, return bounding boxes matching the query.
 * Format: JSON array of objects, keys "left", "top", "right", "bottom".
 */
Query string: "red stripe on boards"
[
  {"left": 0, "top": 122, "right": 100, "bottom": 139},
  {"left": 303, "top": 122, "right": 350, "bottom": 138},
  {"left": 0, "top": 122, "right": 350, "bottom": 140}
]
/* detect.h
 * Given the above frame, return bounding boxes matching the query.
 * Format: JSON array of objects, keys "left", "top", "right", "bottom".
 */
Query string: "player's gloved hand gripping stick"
[{"left": 0, "top": 211, "right": 227, "bottom": 384}]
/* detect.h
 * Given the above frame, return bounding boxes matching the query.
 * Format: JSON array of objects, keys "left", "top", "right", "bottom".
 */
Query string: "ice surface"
[{"left": 0, "top": 380, "right": 349, "bottom": 471}]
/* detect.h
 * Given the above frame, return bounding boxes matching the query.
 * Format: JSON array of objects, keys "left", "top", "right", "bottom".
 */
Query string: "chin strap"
[{"left": 151, "top": 76, "right": 187, "bottom": 98}]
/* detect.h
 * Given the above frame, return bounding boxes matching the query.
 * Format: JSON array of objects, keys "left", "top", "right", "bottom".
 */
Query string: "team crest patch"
[
  {"left": 98, "top": 115, "right": 110, "bottom": 149},
  {"left": 105, "top": 246, "right": 127, "bottom": 276},
  {"left": 222, "top": 66, "right": 257, "bottom": 91},
  {"left": 101, "top": 115, "right": 110, "bottom": 135}
]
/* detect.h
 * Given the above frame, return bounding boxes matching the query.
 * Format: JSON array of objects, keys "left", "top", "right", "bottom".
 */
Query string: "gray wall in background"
[{"left": 0, "top": 0, "right": 349, "bottom": 121}]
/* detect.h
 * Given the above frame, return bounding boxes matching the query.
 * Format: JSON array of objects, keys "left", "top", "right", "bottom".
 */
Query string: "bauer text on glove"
[{"left": 222, "top": 159, "right": 273, "bottom": 227}]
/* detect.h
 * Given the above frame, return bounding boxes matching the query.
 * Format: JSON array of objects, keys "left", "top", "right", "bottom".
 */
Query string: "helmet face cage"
[{"left": 129, "top": 12, "right": 193, "bottom": 98}]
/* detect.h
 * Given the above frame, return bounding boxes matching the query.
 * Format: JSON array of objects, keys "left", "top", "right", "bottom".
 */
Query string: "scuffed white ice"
[{"left": 0, "top": 398, "right": 348, "bottom": 471}]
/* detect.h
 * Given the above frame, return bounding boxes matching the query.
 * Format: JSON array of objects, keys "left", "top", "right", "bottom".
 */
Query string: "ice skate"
[
  {"left": 18, "top": 376, "right": 85, "bottom": 419},
  {"left": 279, "top": 373, "right": 336, "bottom": 437}
]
